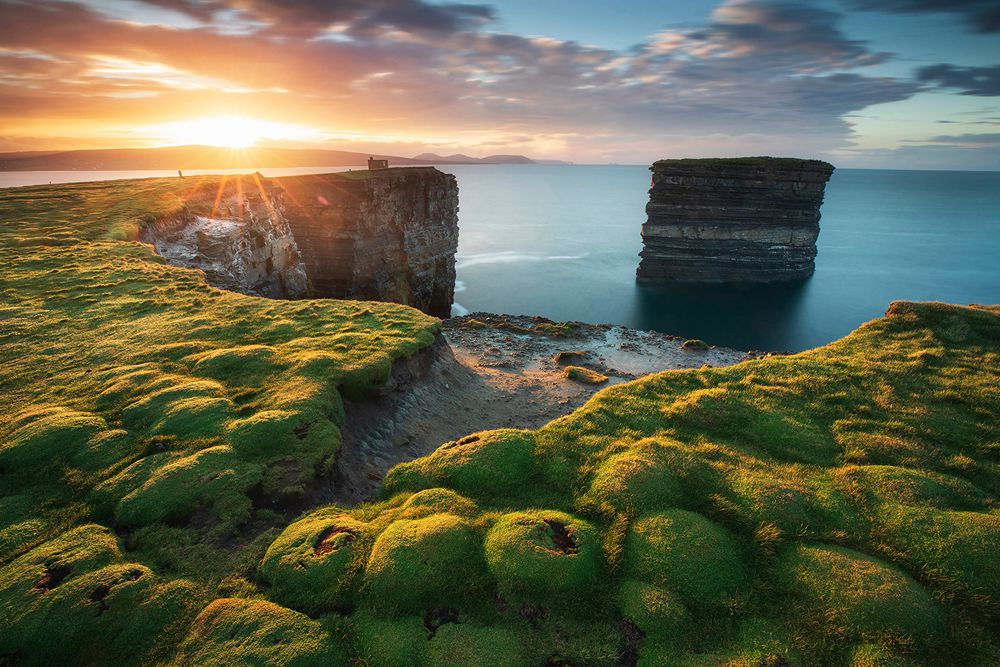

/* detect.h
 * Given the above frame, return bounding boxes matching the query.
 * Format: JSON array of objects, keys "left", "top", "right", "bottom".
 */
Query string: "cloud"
[
  {"left": 842, "top": 0, "right": 1000, "bottom": 34},
  {"left": 917, "top": 64, "right": 1000, "bottom": 96},
  {"left": 922, "top": 133, "right": 1000, "bottom": 145},
  {"left": 836, "top": 142, "right": 1000, "bottom": 170},
  {"left": 133, "top": 0, "right": 496, "bottom": 36},
  {"left": 0, "top": 0, "right": 925, "bottom": 164},
  {"left": 685, "top": 0, "right": 890, "bottom": 71}
]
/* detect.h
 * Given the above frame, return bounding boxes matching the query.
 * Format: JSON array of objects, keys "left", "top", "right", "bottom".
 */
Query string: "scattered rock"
[{"left": 562, "top": 365, "right": 609, "bottom": 385}]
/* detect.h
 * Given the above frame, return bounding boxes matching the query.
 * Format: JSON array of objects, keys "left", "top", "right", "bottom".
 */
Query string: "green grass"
[
  {"left": 1, "top": 177, "right": 999, "bottom": 665},
  {"left": 0, "top": 176, "right": 438, "bottom": 662}
]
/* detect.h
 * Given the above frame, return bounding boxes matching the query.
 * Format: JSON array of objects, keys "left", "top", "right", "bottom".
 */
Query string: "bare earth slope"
[{"left": 336, "top": 314, "right": 747, "bottom": 502}]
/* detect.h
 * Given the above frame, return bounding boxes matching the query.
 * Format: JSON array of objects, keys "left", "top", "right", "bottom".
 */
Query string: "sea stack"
[{"left": 637, "top": 157, "right": 835, "bottom": 282}]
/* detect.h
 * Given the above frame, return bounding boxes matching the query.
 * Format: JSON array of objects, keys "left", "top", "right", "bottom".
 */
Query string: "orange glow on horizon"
[{"left": 144, "top": 116, "right": 324, "bottom": 149}]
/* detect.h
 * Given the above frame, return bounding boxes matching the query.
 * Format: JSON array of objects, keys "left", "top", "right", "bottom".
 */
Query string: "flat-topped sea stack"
[
  {"left": 142, "top": 167, "right": 459, "bottom": 317},
  {"left": 637, "top": 157, "right": 835, "bottom": 282}
]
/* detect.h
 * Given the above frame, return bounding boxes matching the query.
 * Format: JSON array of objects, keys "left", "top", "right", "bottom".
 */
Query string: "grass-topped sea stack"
[{"left": 637, "top": 157, "right": 835, "bottom": 282}]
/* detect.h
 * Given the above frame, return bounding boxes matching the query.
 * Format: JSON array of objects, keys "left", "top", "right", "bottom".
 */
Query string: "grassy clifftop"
[
  {"left": 1, "top": 178, "right": 999, "bottom": 666},
  {"left": 0, "top": 178, "right": 439, "bottom": 664},
  {"left": 330, "top": 300, "right": 999, "bottom": 666}
]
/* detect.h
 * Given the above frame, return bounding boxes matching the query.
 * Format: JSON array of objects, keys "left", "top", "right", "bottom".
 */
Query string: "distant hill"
[
  {"left": 412, "top": 153, "right": 538, "bottom": 165},
  {"left": 0, "top": 146, "right": 552, "bottom": 171}
]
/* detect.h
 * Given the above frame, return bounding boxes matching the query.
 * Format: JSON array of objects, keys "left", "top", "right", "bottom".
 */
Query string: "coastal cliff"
[
  {"left": 637, "top": 157, "right": 835, "bottom": 282},
  {"left": 141, "top": 168, "right": 459, "bottom": 316},
  {"left": 277, "top": 168, "right": 459, "bottom": 318},
  {"left": 140, "top": 178, "right": 309, "bottom": 298}
]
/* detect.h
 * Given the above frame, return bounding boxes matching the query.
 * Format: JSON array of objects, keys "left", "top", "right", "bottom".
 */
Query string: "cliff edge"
[
  {"left": 637, "top": 157, "right": 835, "bottom": 282},
  {"left": 140, "top": 168, "right": 459, "bottom": 317}
]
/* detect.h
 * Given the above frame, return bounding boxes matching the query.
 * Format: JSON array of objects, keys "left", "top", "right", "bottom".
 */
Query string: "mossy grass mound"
[
  {"left": 363, "top": 513, "right": 488, "bottom": 615},
  {"left": 426, "top": 622, "right": 530, "bottom": 667},
  {"left": 578, "top": 437, "right": 716, "bottom": 517},
  {"left": 722, "top": 464, "right": 854, "bottom": 537},
  {"left": 260, "top": 511, "right": 367, "bottom": 614},
  {"left": 0, "top": 525, "right": 204, "bottom": 664},
  {"left": 626, "top": 509, "right": 746, "bottom": 605},
  {"left": 873, "top": 505, "right": 1000, "bottom": 610},
  {"left": 779, "top": 543, "right": 942, "bottom": 643},
  {"left": 834, "top": 464, "right": 990, "bottom": 510},
  {"left": 618, "top": 578, "right": 688, "bottom": 639},
  {"left": 484, "top": 510, "right": 603, "bottom": 605},
  {"left": 353, "top": 614, "right": 429, "bottom": 667},
  {"left": 0, "top": 406, "right": 128, "bottom": 477},
  {"left": 398, "top": 488, "right": 479, "bottom": 519},
  {"left": 113, "top": 445, "right": 263, "bottom": 529},
  {"left": 382, "top": 429, "right": 539, "bottom": 503},
  {"left": 174, "top": 598, "right": 347, "bottom": 666}
]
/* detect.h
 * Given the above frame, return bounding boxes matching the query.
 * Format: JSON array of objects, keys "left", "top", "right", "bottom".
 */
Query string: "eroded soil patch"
[{"left": 335, "top": 313, "right": 747, "bottom": 503}]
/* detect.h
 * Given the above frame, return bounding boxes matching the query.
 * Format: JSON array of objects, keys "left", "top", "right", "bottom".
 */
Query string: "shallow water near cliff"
[
  {"left": 447, "top": 165, "right": 1000, "bottom": 351},
  {"left": 3, "top": 165, "right": 998, "bottom": 351}
]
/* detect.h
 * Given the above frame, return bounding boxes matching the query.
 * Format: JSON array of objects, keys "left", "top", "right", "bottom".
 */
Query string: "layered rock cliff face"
[
  {"left": 141, "top": 179, "right": 308, "bottom": 298},
  {"left": 142, "top": 168, "right": 459, "bottom": 316},
  {"left": 637, "top": 157, "right": 835, "bottom": 282},
  {"left": 276, "top": 168, "right": 459, "bottom": 318}
]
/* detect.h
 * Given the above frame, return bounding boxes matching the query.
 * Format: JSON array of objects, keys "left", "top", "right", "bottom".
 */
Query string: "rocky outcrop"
[
  {"left": 276, "top": 168, "right": 459, "bottom": 318},
  {"left": 141, "top": 179, "right": 308, "bottom": 298},
  {"left": 637, "top": 157, "right": 835, "bottom": 282},
  {"left": 141, "top": 168, "right": 459, "bottom": 317}
]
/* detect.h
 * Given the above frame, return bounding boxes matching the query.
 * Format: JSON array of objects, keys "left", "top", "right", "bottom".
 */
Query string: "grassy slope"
[
  {"left": 1, "top": 178, "right": 999, "bottom": 666},
  {"left": 0, "top": 178, "right": 438, "bottom": 664}
]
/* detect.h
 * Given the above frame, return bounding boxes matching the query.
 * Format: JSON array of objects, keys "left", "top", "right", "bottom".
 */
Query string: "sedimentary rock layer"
[
  {"left": 142, "top": 168, "right": 459, "bottom": 317},
  {"left": 141, "top": 179, "right": 308, "bottom": 298},
  {"left": 277, "top": 168, "right": 459, "bottom": 318},
  {"left": 637, "top": 157, "right": 835, "bottom": 282}
]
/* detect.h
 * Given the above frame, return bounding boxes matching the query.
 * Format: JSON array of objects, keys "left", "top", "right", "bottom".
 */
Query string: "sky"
[{"left": 0, "top": 0, "right": 997, "bottom": 168}]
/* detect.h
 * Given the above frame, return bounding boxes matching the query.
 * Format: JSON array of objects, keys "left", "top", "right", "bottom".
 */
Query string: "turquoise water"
[
  {"left": 447, "top": 165, "right": 1000, "bottom": 351},
  {"left": 4, "top": 165, "right": 997, "bottom": 351}
]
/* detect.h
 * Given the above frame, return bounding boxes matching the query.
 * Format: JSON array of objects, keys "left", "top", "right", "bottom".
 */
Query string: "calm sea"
[{"left": 4, "top": 165, "right": 998, "bottom": 351}]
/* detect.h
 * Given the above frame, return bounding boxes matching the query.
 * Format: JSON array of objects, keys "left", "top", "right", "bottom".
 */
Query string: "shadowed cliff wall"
[
  {"left": 637, "top": 157, "right": 835, "bottom": 282},
  {"left": 141, "top": 168, "right": 459, "bottom": 317},
  {"left": 276, "top": 168, "right": 459, "bottom": 318}
]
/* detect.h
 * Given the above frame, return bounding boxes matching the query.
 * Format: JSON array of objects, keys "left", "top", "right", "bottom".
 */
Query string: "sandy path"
[{"left": 333, "top": 313, "right": 749, "bottom": 504}]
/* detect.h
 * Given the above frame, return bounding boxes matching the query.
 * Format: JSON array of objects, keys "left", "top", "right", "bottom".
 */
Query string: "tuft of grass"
[
  {"left": 259, "top": 510, "right": 368, "bottom": 614},
  {"left": 625, "top": 509, "right": 746, "bottom": 605},
  {"left": 681, "top": 339, "right": 710, "bottom": 351},
  {"left": 362, "top": 513, "right": 488, "bottom": 615},
  {"left": 483, "top": 510, "right": 603, "bottom": 605},
  {"left": 173, "top": 598, "right": 347, "bottom": 666}
]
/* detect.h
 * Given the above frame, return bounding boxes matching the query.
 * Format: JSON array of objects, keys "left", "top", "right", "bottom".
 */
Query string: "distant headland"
[{"left": 0, "top": 145, "right": 571, "bottom": 171}]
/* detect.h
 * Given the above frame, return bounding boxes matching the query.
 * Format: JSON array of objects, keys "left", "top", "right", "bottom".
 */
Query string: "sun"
[{"left": 149, "top": 116, "right": 321, "bottom": 149}]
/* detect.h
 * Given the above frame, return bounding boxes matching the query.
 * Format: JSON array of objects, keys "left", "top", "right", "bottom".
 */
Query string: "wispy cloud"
[{"left": 0, "top": 0, "right": 988, "bottom": 167}]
